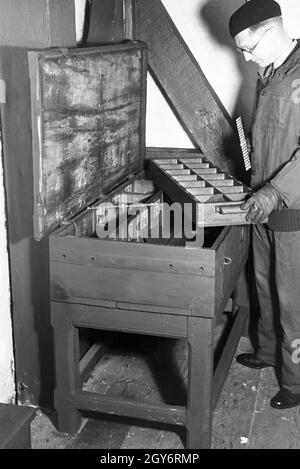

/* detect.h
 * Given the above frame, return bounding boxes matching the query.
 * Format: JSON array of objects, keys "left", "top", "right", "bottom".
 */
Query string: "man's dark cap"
[{"left": 229, "top": 0, "right": 282, "bottom": 38}]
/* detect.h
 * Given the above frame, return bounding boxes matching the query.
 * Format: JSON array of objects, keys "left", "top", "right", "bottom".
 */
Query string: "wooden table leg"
[
  {"left": 186, "top": 316, "right": 214, "bottom": 449},
  {"left": 51, "top": 304, "right": 81, "bottom": 433}
]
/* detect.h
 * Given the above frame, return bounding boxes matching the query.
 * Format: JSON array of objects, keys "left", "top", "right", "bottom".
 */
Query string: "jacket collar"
[
  {"left": 274, "top": 39, "right": 298, "bottom": 69},
  {"left": 258, "top": 39, "right": 300, "bottom": 83}
]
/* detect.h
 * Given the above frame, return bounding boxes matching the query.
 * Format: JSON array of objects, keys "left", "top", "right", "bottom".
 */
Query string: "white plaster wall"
[
  {"left": 75, "top": 1, "right": 300, "bottom": 147},
  {"left": 0, "top": 132, "right": 15, "bottom": 403},
  {"left": 73, "top": 0, "right": 250, "bottom": 145},
  {"left": 146, "top": 0, "right": 300, "bottom": 147},
  {"left": 279, "top": 0, "right": 300, "bottom": 36},
  {"left": 75, "top": 0, "right": 87, "bottom": 43},
  {"left": 146, "top": 0, "right": 250, "bottom": 147}
]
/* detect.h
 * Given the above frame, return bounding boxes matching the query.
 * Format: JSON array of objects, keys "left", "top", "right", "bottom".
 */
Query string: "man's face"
[{"left": 234, "top": 27, "right": 275, "bottom": 67}]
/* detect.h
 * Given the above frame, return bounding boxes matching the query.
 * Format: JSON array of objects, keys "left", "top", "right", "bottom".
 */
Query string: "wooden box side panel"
[
  {"left": 49, "top": 236, "right": 217, "bottom": 317},
  {"left": 214, "top": 225, "right": 250, "bottom": 315},
  {"left": 50, "top": 232, "right": 216, "bottom": 267}
]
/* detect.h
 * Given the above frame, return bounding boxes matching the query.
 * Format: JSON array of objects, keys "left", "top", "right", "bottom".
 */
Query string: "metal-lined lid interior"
[{"left": 29, "top": 43, "right": 146, "bottom": 240}]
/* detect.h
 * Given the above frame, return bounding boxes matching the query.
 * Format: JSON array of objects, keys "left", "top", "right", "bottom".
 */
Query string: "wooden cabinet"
[{"left": 29, "top": 42, "right": 250, "bottom": 448}]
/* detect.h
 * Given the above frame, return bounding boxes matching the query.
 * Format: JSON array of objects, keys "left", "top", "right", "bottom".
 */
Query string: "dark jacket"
[{"left": 251, "top": 41, "right": 300, "bottom": 229}]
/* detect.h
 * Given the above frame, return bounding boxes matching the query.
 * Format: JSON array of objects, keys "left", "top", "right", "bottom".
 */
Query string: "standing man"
[{"left": 229, "top": 0, "right": 300, "bottom": 409}]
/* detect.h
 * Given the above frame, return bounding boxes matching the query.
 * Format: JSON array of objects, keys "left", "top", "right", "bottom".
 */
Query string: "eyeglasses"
[{"left": 237, "top": 28, "right": 272, "bottom": 55}]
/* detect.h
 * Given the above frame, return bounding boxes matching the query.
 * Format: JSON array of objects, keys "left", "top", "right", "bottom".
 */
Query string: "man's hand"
[{"left": 241, "top": 183, "right": 282, "bottom": 224}]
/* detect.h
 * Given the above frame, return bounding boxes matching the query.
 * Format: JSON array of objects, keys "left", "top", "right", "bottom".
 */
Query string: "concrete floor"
[{"left": 30, "top": 336, "right": 300, "bottom": 449}]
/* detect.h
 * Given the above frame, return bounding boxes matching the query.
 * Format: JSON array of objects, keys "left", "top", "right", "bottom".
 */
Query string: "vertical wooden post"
[
  {"left": 0, "top": 0, "right": 76, "bottom": 407},
  {"left": 186, "top": 316, "right": 214, "bottom": 449},
  {"left": 52, "top": 303, "right": 82, "bottom": 433}
]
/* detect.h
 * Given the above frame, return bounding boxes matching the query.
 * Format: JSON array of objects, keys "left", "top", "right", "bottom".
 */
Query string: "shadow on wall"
[{"left": 199, "top": 0, "right": 259, "bottom": 133}]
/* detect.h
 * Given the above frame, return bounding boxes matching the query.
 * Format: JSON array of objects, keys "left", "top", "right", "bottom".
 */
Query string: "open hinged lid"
[{"left": 28, "top": 42, "right": 147, "bottom": 240}]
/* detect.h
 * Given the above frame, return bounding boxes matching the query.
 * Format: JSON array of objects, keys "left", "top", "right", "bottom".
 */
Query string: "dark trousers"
[{"left": 253, "top": 223, "right": 300, "bottom": 393}]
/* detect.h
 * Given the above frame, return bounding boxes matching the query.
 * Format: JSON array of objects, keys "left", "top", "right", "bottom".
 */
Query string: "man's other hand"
[{"left": 241, "top": 183, "right": 282, "bottom": 223}]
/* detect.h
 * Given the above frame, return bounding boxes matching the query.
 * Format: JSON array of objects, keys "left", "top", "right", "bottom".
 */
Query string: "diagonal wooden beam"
[{"left": 133, "top": 0, "right": 243, "bottom": 175}]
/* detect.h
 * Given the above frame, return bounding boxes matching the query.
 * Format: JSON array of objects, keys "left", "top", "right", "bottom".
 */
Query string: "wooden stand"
[
  {"left": 0, "top": 403, "right": 36, "bottom": 449},
  {"left": 51, "top": 293, "right": 248, "bottom": 449},
  {"left": 26, "top": 42, "right": 250, "bottom": 450}
]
